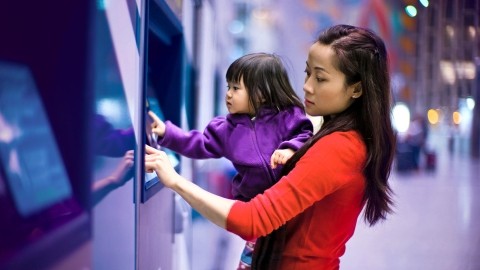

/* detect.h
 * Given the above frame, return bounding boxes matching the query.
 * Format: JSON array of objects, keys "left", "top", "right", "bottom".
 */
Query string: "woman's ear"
[{"left": 351, "top": 82, "right": 363, "bottom": 99}]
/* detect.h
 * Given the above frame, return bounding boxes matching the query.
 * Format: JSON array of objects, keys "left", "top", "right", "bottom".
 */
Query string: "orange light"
[
  {"left": 400, "top": 36, "right": 415, "bottom": 54},
  {"left": 427, "top": 109, "right": 439, "bottom": 124},
  {"left": 452, "top": 111, "right": 461, "bottom": 125},
  {"left": 400, "top": 12, "right": 416, "bottom": 31}
]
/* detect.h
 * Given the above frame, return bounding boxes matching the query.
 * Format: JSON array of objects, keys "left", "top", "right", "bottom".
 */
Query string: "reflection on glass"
[
  {"left": 0, "top": 86, "right": 72, "bottom": 216},
  {"left": 0, "top": 62, "right": 83, "bottom": 264},
  {"left": 90, "top": 5, "right": 137, "bottom": 269},
  {"left": 90, "top": 112, "right": 135, "bottom": 205}
]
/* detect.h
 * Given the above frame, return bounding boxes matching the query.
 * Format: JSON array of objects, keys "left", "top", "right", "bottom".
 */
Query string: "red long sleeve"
[{"left": 226, "top": 131, "right": 367, "bottom": 269}]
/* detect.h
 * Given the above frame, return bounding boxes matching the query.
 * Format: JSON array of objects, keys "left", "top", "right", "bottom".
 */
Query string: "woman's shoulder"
[
  {"left": 311, "top": 131, "right": 366, "bottom": 159},
  {"left": 323, "top": 130, "right": 363, "bottom": 142},
  {"left": 297, "top": 131, "right": 366, "bottom": 173},
  {"left": 319, "top": 130, "right": 363, "bottom": 146}
]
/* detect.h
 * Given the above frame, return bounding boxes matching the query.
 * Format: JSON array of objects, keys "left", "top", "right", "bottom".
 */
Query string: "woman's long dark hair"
[
  {"left": 252, "top": 25, "right": 396, "bottom": 269},
  {"left": 226, "top": 53, "right": 304, "bottom": 114},
  {"left": 284, "top": 24, "right": 396, "bottom": 225}
]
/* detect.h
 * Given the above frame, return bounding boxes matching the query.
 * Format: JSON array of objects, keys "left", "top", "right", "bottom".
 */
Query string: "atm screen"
[
  {"left": 0, "top": 62, "right": 73, "bottom": 217},
  {"left": 0, "top": 62, "right": 85, "bottom": 266}
]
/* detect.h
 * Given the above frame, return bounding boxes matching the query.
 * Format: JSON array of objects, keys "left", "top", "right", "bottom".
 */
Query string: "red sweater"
[{"left": 226, "top": 131, "right": 367, "bottom": 270}]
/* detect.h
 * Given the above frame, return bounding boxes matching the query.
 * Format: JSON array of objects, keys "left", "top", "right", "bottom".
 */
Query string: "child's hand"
[
  {"left": 148, "top": 110, "right": 166, "bottom": 137},
  {"left": 270, "top": 149, "right": 295, "bottom": 169}
]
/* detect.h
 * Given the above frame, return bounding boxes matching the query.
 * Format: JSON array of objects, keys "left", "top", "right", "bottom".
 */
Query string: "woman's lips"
[{"left": 304, "top": 99, "right": 314, "bottom": 106}]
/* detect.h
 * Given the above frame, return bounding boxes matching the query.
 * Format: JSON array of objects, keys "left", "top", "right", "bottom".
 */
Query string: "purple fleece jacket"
[{"left": 157, "top": 106, "right": 313, "bottom": 201}]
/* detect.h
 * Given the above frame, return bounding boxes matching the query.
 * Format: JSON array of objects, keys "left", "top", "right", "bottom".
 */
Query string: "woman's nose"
[{"left": 303, "top": 83, "right": 313, "bottom": 94}]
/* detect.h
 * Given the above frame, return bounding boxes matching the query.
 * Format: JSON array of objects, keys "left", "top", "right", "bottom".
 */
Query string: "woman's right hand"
[
  {"left": 145, "top": 147, "right": 235, "bottom": 230},
  {"left": 145, "top": 145, "right": 179, "bottom": 188},
  {"left": 148, "top": 111, "right": 166, "bottom": 137}
]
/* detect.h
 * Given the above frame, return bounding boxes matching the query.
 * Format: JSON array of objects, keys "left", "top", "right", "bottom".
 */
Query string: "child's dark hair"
[{"left": 225, "top": 53, "right": 304, "bottom": 114}]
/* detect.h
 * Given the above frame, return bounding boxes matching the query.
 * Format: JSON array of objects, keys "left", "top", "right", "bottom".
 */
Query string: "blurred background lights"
[
  {"left": 405, "top": 5, "right": 417, "bottom": 17},
  {"left": 461, "top": 61, "right": 476, "bottom": 79},
  {"left": 392, "top": 103, "right": 411, "bottom": 133},
  {"left": 466, "top": 97, "right": 475, "bottom": 110},
  {"left": 453, "top": 111, "right": 462, "bottom": 125},
  {"left": 427, "top": 109, "right": 440, "bottom": 125},
  {"left": 252, "top": 8, "right": 271, "bottom": 21},
  {"left": 439, "top": 61, "right": 476, "bottom": 85},
  {"left": 446, "top": 25, "right": 455, "bottom": 38},
  {"left": 0, "top": 117, "right": 14, "bottom": 143},
  {"left": 419, "top": 0, "right": 429, "bottom": 7},
  {"left": 228, "top": 20, "right": 244, "bottom": 35},
  {"left": 97, "top": 0, "right": 107, "bottom": 10},
  {"left": 97, "top": 98, "right": 124, "bottom": 125},
  {"left": 440, "top": 61, "right": 456, "bottom": 84},
  {"left": 468, "top": 25, "right": 476, "bottom": 39}
]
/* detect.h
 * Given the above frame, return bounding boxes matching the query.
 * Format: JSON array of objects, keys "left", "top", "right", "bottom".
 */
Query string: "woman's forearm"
[
  {"left": 144, "top": 145, "right": 235, "bottom": 227},
  {"left": 171, "top": 174, "right": 236, "bottom": 229}
]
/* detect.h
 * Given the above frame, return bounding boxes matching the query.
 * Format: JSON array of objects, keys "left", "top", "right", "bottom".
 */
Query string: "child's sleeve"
[
  {"left": 277, "top": 107, "right": 313, "bottom": 151},
  {"left": 157, "top": 117, "right": 227, "bottom": 159}
]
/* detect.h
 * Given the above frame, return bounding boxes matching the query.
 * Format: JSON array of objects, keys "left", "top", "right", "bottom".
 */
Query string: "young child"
[{"left": 148, "top": 52, "right": 313, "bottom": 269}]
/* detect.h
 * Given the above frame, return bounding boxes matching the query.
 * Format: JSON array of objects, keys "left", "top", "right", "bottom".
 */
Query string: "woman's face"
[
  {"left": 303, "top": 42, "right": 358, "bottom": 117},
  {"left": 226, "top": 77, "right": 255, "bottom": 116}
]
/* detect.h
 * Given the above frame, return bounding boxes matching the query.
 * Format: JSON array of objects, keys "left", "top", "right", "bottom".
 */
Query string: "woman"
[{"left": 145, "top": 24, "right": 396, "bottom": 270}]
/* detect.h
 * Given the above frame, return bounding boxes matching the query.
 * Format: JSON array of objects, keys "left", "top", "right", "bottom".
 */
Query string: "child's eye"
[
  {"left": 226, "top": 85, "right": 239, "bottom": 91},
  {"left": 316, "top": 78, "right": 325, "bottom": 82}
]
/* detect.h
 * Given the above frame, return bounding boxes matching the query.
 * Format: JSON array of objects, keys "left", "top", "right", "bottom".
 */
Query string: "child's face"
[{"left": 226, "top": 77, "right": 255, "bottom": 116}]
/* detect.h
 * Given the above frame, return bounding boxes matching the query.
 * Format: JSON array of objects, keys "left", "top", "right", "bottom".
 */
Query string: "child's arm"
[
  {"left": 270, "top": 148, "right": 295, "bottom": 169},
  {"left": 277, "top": 108, "right": 313, "bottom": 151},
  {"left": 149, "top": 111, "right": 227, "bottom": 159},
  {"left": 148, "top": 110, "right": 166, "bottom": 137},
  {"left": 270, "top": 108, "right": 313, "bottom": 169}
]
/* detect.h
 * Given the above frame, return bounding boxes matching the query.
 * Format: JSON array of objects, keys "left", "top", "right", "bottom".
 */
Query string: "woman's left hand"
[{"left": 145, "top": 145, "right": 179, "bottom": 188}]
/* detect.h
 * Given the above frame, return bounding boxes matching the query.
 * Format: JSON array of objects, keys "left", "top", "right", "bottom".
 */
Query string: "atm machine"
[{"left": 0, "top": 1, "right": 193, "bottom": 269}]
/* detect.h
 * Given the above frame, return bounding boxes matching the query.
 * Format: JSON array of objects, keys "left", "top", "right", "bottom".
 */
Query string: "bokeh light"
[
  {"left": 427, "top": 109, "right": 439, "bottom": 125},
  {"left": 392, "top": 103, "right": 411, "bottom": 132},
  {"left": 453, "top": 111, "right": 461, "bottom": 125}
]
